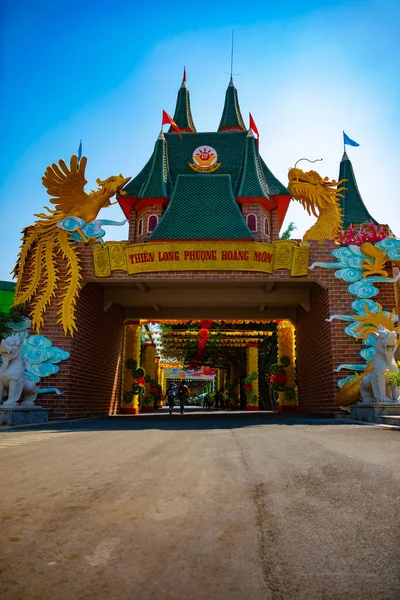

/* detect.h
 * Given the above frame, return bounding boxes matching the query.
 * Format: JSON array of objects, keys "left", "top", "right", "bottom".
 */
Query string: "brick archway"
[{"left": 26, "top": 240, "right": 398, "bottom": 420}]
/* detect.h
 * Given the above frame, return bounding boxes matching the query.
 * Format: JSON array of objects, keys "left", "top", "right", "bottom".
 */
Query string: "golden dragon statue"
[
  {"left": 288, "top": 167, "right": 347, "bottom": 242},
  {"left": 13, "top": 155, "right": 130, "bottom": 336}
]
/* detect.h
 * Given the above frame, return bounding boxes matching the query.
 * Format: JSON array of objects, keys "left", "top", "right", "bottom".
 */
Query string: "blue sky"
[{"left": 1, "top": 0, "right": 399, "bottom": 281}]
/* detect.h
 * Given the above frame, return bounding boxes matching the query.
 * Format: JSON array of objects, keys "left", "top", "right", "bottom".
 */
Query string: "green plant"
[
  {"left": 279, "top": 222, "right": 296, "bottom": 240},
  {"left": 242, "top": 371, "right": 259, "bottom": 404},
  {"left": 0, "top": 303, "right": 26, "bottom": 341},
  {"left": 267, "top": 358, "right": 292, "bottom": 396},
  {"left": 385, "top": 367, "right": 400, "bottom": 388},
  {"left": 142, "top": 378, "right": 162, "bottom": 406},
  {"left": 124, "top": 359, "right": 147, "bottom": 402},
  {"left": 280, "top": 355, "right": 291, "bottom": 367}
]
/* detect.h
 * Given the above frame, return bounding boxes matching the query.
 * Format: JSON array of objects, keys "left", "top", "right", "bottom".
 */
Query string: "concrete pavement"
[{"left": 1, "top": 411, "right": 400, "bottom": 599}]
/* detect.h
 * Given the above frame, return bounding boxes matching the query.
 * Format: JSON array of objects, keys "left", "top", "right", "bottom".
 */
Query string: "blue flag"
[
  {"left": 77, "top": 140, "right": 82, "bottom": 161},
  {"left": 343, "top": 132, "right": 359, "bottom": 147}
]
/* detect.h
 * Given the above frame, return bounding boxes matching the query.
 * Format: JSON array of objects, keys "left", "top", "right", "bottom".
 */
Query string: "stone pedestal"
[
  {"left": 350, "top": 403, "right": 400, "bottom": 425},
  {"left": 0, "top": 407, "right": 49, "bottom": 426}
]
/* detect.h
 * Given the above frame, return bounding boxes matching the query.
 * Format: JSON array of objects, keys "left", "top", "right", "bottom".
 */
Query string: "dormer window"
[
  {"left": 138, "top": 218, "right": 143, "bottom": 236},
  {"left": 148, "top": 215, "right": 158, "bottom": 232},
  {"left": 247, "top": 214, "right": 257, "bottom": 232},
  {"left": 264, "top": 218, "right": 269, "bottom": 235}
]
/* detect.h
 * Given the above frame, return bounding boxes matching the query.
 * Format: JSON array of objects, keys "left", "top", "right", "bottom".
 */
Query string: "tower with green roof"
[
  {"left": 170, "top": 68, "right": 196, "bottom": 133},
  {"left": 118, "top": 74, "right": 292, "bottom": 244},
  {"left": 218, "top": 77, "right": 246, "bottom": 132},
  {"left": 338, "top": 151, "right": 378, "bottom": 228}
]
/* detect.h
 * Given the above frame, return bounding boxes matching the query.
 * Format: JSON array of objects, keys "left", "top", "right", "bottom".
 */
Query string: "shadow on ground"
[{"left": 0, "top": 409, "right": 361, "bottom": 434}]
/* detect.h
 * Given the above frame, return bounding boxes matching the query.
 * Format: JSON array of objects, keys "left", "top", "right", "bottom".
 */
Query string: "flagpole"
[
  {"left": 343, "top": 131, "right": 345, "bottom": 153},
  {"left": 230, "top": 30, "right": 234, "bottom": 80}
]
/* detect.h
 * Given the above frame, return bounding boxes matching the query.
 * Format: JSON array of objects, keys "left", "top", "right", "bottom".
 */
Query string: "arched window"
[
  {"left": 264, "top": 218, "right": 269, "bottom": 235},
  {"left": 148, "top": 215, "right": 158, "bottom": 232},
  {"left": 247, "top": 214, "right": 257, "bottom": 232},
  {"left": 138, "top": 218, "right": 143, "bottom": 236}
]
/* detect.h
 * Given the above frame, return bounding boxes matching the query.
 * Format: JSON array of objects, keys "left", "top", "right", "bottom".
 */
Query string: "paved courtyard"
[{"left": 1, "top": 411, "right": 400, "bottom": 600}]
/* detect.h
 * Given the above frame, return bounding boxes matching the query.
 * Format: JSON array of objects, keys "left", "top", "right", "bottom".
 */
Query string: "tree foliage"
[
  {"left": 0, "top": 303, "right": 26, "bottom": 341},
  {"left": 280, "top": 222, "right": 297, "bottom": 240}
]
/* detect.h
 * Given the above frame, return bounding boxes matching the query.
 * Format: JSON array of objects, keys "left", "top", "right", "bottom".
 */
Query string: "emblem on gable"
[{"left": 189, "top": 146, "right": 221, "bottom": 172}]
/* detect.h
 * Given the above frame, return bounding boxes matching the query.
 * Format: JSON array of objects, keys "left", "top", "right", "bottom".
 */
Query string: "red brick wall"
[
  {"left": 271, "top": 208, "right": 280, "bottom": 241},
  {"left": 16, "top": 236, "right": 399, "bottom": 418},
  {"left": 240, "top": 203, "right": 272, "bottom": 243},
  {"left": 128, "top": 207, "right": 137, "bottom": 242},
  {"left": 296, "top": 243, "right": 398, "bottom": 415},
  {"left": 296, "top": 286, "right": 336, "bottom": 414},
  {"left": 136, "top": 204, "right": 164, "bottom": 243},
  {"left": 38, "top": 283, "right": 124, "bottom": 419}
]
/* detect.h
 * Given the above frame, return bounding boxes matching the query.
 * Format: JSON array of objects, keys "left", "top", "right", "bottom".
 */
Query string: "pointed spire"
[
  {"left": 218, "top": 78, "right": 246, "bottom": 132},
  {"left": 139, "top": 133, "right": 170, "bottom": 199},
  {"left": 169, "top": 69, "right": 196, "bottom": 133},
  {"left": 236, "top": 130, "right": 271, "bottom": 200},
  {"left": 338, "top": 151, "right": 377, "bottom": 227}
]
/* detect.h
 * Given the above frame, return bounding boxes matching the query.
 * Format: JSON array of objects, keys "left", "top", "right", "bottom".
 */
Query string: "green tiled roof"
[
  {"left": 124, "top": 130, "right": 289, "bottom": 201},
  {"left": 338, "top": 152, "right": 377, "bottom": 227},
  {"left": 123, "top": 155, "right": 153, "bottom": 197},
  {"left": 260, "top": 157, "right": 291, "bottom": 196},
  {"left": 170, "top": 81, "right": 196, "bottom": 133},
  {"left": 149, "top": 174, "right": 253, "bottom": 240},
  {"left": 236, "top": 131, "right": 271, "bottom": 199},
  {"left": 139, "top": 133, "right": 171, "bottom": 198},
  {"left": 218, "top": 78, "right": 246, "bottom": 132}
]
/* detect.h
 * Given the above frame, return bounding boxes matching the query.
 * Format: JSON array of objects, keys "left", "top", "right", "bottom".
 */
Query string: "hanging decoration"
[{"left": 160, "top": 320, "right": 278, "bottom": 370}]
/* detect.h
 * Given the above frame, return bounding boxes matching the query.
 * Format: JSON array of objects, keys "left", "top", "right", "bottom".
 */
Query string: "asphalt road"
[{"left": 1, "top": 411, "right": 400, "bottom": 600}]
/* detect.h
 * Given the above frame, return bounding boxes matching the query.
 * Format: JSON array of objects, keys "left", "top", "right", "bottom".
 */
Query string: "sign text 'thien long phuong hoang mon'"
[{"left": 92, "top": 241, "right": 310, "bottom": 277}]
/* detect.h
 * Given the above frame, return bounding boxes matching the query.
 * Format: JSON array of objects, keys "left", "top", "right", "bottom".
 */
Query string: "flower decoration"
[{"left": 339, "top": 220, "right": 387, "bottom": 246}]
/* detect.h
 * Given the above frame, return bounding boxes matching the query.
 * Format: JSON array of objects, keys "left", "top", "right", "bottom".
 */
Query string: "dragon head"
[
  {"left": 95, "top": 174, "right": 131, "bottom": 207},
  {"left": 288, "top": 167, "right": 347, "bottom": 218}
]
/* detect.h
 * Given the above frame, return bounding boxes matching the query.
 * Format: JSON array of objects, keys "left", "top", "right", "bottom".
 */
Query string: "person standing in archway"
[
  {"left": 177, "top": 380, "right": 189, "bottom": 414},
  {"left": 166, "top": 383, "right": 176, "bottom": 415}
]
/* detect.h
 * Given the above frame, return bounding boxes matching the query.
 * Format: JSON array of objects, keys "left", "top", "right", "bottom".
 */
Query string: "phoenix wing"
[{"left": 42, "top": 155, "right": 88, "bottom": 218}]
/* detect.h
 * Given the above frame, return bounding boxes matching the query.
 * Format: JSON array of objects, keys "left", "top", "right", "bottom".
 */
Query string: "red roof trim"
[
  {"left": 117, "top": 195, "right": 136, "bottom": 220},
  {"left": 237, "top": 197, "right": 276, "bottom": 211},
  {"left": 169, "top": 127, "right": 194, "bottom": 132},
  {"left": 219, "top": 125, "right": 246, "bottom": 132},
  {"left": 270, "top": 195, "right": 292, "bottom": 232}
]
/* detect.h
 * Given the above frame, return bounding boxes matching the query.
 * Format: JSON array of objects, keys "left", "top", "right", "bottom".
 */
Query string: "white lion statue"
[
  {"left": 0, "top": 334, "right": 38, "bottom": 407},
  {"left": 360, "top": 325, "right": 400, "bottom": 403}
]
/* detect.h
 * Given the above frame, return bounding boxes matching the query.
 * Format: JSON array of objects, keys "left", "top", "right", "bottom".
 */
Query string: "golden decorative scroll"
[
  {"left": 291, "top": 243, "right": 310, "bottom": 276},
  {"left": 272, "top": 240, "right": 298, "bottom": 271},
  {"left": 108, "top": 242, "right": 128, "bottom": 272},
  {"left": 93, "top": 246, "right": 111, "bottom": 277}
]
